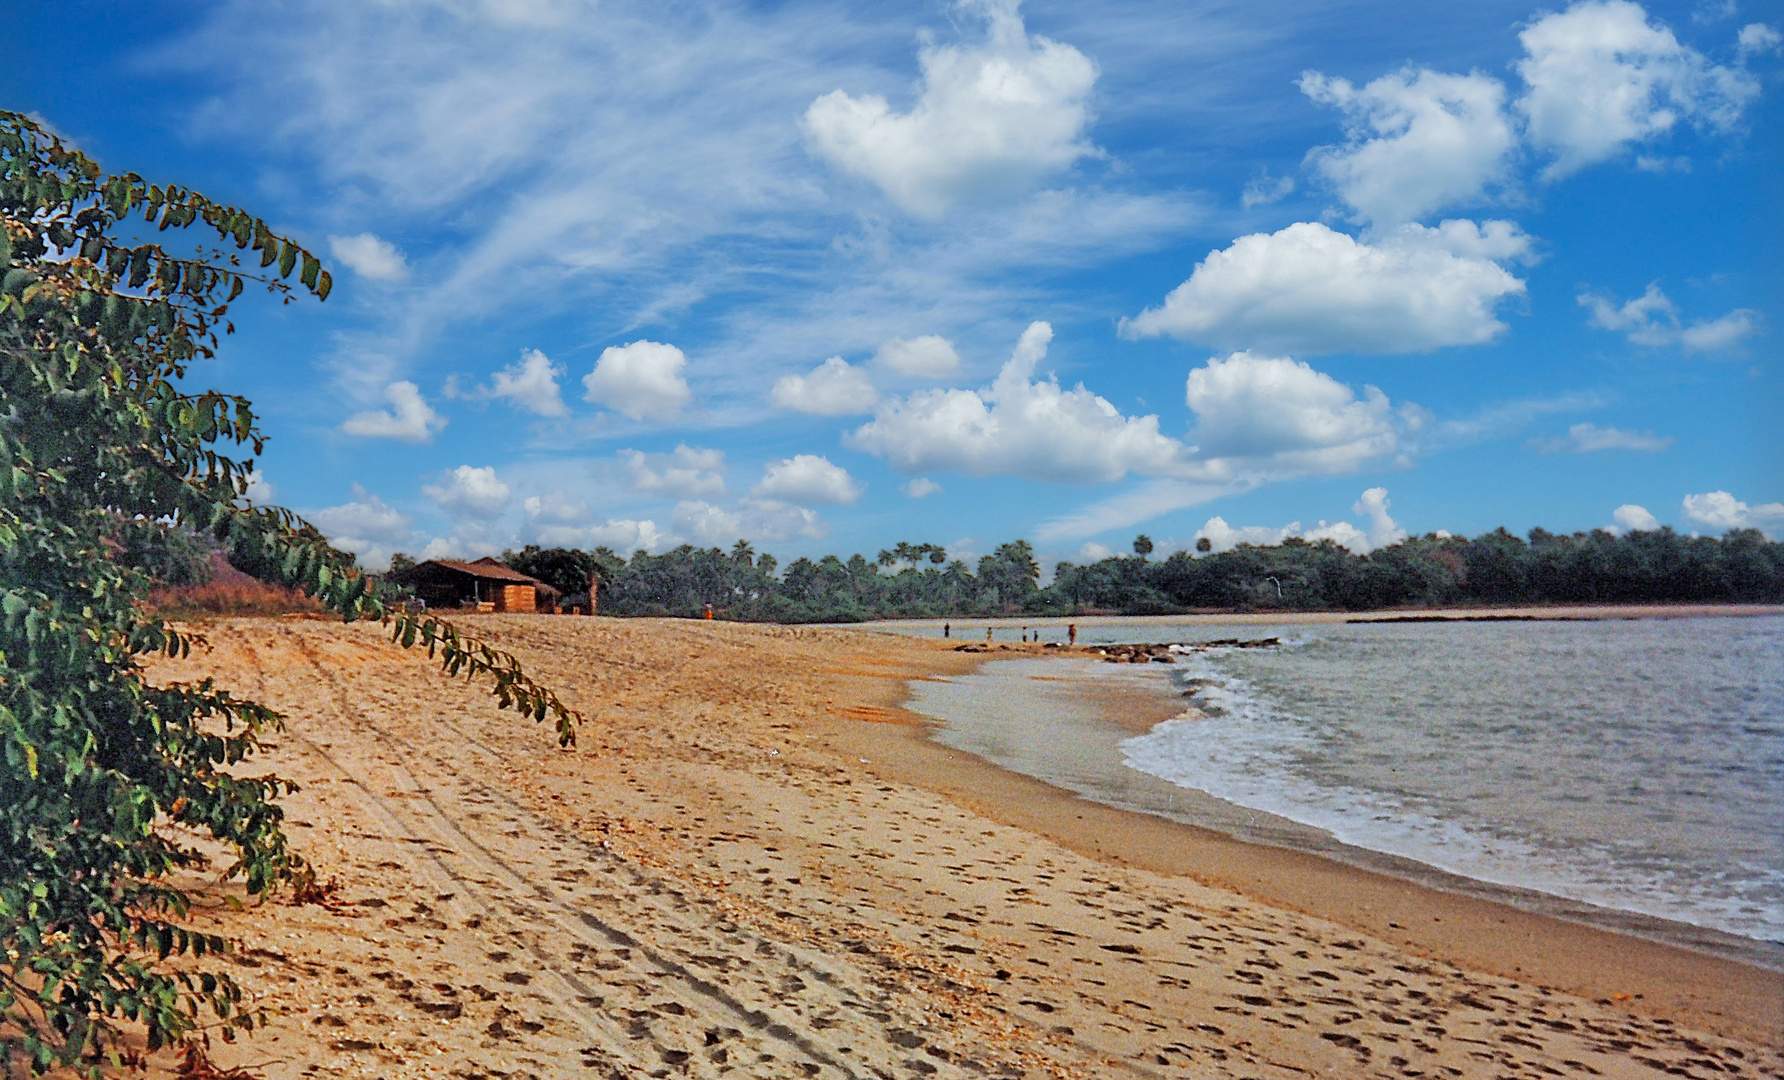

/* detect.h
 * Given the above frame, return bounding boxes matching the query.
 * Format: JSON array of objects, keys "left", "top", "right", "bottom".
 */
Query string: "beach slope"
[{"left": 138, "top": 617, "right": 1781, "bottom": 1080}]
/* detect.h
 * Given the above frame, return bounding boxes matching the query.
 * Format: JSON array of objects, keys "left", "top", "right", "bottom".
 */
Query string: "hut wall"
[{"left": 493, "top": 584, "right": 537, "bottom": 613}]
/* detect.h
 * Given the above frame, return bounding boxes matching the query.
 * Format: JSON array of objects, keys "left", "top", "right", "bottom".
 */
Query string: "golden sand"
[{"left": 130, "top": 615, "right": 1781, "bottom": 1080}]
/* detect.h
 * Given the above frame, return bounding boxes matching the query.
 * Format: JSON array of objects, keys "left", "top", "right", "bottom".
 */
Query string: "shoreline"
[
  {"left": 863, "top": 601, "right": 1784, "bottom": 632},
  {"left": 901, "top": 649, "right": 1784, "bottom": 974},
  {"left": 818, "top": 637, "right": 1784, "bottom": 1044},
  {"left": 136, "top": 616, "right": 1782, "bottom": 1078}
]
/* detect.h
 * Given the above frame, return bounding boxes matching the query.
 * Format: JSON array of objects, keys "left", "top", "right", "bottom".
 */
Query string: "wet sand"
[
  {"left": 832, "top": 676, "right": 1783, "bottom": 1035},
  {"left": 128, "top": 616, "right": 1781, "bottom": 1079}
]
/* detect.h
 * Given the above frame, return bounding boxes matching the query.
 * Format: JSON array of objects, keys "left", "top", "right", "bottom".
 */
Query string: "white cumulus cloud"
[
  {"left": 327, "top": 232, "right": 410, "bottom": 281},
  {"left": 309, "top": 488, "right": 413, "bottom": 571},
  {"left": 585, "top": 518, "right": 667, "bottom": 553},
  {"left": 1193, "top": 488, "right": 1405, "bottom": 556},
  {"left": 848, "top": 322, "right": 1188, "bottom": 483},
  {"left": 672, "top": 499, "right": 828, "bottom": 545},
  {"left": 1532, "top": 421, "right": 1674, "bottom": 453},
  {"left": 485, "top": 348, "right": 567, "bottom": 416},
  {"left": 418, "top": 536, "right": 469, "bottom": 562},
  {"left": 582, "top": 340, "right": 691, "bottom": 421},
  {"left": 1610, "top": 503, "right": 1661, "bottom": 533},
  {"left": 752, "top": 454, "right": 864, "bottom": 506},
  {"left": 1121, "top": 220, "right": 1531, "bottom": 354},
  {"left": 1300, "top": 519, "right": 1371, "bottom": 551},
  {"left": 801, "top": 0, "right": 1097, "bottom": 218},
  {"left": 902, "top": 477, "right": 943, "bottom": 498},
  {"left": 1183, "top": 352, "right": 1408, "bottom": 479},
  {"left": 523, "top": 505, "right": 667, "bottom": 551},
  {"left": 422, "top": 465, "right": 512, "bottom": 519},
  {"left": 522, "top": 491, "right": 589, "bottom": 527},
  {"left": 243, "top": 469, "right": 276, "bottom": 504},
  {"left": 1194, "top": 516, "right": 1296, "bottom": 554},
  {"left": 1350, "top": 486, "right": 1408, "bottom": 549},
  {"left": 1516, "top": 0, "right": 1761, "bottom": 179},
  {"left": 340, "top": 381, "right": 447, "bottom": 442},
  {"left": 1579, "top": 283, "right": 1759, "bottom": 351},
  {"left": 874, "top": 335, "right": 962, "bottom": 379},
  {"left": 1301, "top": 67, "right": 1517, "bottom": 227},
  {"left": 623, "top": 444, "right": 727, "bottom": 498},
  {"left": 1738, "top": 23, "right": 1782, "bottom": 57},
  {"left": 1681, "top": 490, "right": 1784, "bottom": 533},
  {"left": 770, "top": 357, "right": 879, "bottom": 415}
]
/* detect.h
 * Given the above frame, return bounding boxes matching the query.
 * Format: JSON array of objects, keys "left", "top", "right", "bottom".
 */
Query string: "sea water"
[{"left": 898, "top": 615, "right": 1784, "bottom": 965}]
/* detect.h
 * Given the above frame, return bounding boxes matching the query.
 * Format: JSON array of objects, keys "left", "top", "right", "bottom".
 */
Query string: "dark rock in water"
[{"left": 1098, "top": 637, "right": 1278, "bottom": 662}]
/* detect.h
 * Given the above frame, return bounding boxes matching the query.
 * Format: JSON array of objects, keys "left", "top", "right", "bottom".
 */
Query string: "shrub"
[{"left": 0, "top": 111, "right": 574, "bottom": 1076}]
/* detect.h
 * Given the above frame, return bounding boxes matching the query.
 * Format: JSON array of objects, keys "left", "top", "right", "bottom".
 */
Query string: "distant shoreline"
[{"left": 862, "top": 601, "right": 1784, "bottom": 631}]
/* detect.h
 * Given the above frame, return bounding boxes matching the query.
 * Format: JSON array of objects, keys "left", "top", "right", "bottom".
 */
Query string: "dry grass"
[{"left": 144, "top": 579, "right": 326, "bottom": 620}]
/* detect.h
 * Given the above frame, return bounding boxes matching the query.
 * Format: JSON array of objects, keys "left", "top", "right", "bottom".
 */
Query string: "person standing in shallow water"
[
  {"left": 1068, "top": 624, "right": 1077, "bottom": 646},
  {"left": 943, "top": 623, "right": 950, "bottom": 639}
]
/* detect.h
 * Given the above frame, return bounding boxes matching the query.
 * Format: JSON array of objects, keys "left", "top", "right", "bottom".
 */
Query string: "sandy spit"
[{"left": 124, "top": 615, "right": 1781, "bottom": 1080}]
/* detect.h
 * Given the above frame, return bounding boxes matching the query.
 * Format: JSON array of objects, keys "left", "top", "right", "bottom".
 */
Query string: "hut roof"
[{"left": 417, "top": 558, "right": 560, "bottom": 595}]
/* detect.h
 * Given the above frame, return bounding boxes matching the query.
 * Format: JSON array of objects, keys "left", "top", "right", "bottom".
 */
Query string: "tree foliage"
[
  {"left": 460, "top": 526, "right": 1784, "bottom": 624},
  {"left": 0, "top": 111, "right": 574, "bottom": 1074},
  {"left": 1050, "top": 527, "right": 1784, "bottom": 613}
]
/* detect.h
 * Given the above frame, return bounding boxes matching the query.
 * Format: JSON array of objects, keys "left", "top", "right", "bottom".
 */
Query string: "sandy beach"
[{"left": 133, "top": 614, "right": 1782, "bottom": 1080}]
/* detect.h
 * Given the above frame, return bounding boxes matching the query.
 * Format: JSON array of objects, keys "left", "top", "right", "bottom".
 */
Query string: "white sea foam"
[{"left": 1120, "top": 634, "right": 1784, "bottom": 944}]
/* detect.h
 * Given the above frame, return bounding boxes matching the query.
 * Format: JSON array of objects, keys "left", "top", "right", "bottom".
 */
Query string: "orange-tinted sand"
[{"left": 129, "top": 615, "right": 1780, "bottom": 1079}]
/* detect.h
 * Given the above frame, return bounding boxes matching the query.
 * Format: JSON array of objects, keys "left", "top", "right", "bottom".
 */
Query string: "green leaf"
[
  {"left": 0, "top": 108, "right": 581, "bottom": 1070},
  {"left": 128, "top": 246, "right": 153, "bottom": 288}
]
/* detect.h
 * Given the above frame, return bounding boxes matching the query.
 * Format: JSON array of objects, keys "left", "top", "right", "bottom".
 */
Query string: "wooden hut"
[{"left": 407, "top": 557, "right": 560, "bottom": 613}]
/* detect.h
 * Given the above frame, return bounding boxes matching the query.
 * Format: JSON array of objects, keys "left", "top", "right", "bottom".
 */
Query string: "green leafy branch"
[{"left": 0, "top": 108, "right": 576, "bottom": 1075}]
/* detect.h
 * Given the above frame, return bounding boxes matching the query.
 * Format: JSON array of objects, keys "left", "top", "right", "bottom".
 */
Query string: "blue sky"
[{"left": 9, "top": 0, "right": 1780, "bottom": 570}]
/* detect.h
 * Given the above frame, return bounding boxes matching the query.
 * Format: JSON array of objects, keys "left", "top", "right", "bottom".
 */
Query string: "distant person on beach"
[
  {"left": 703, "top": 603, "right": 713, "bottom": 620},
  {"left": 1068, "top": 624, "right": 1077, "bottom": 645},
  {"left": 986, "top": 627, "right": 993, "bottom": 642},
  {"left": 943, "top": 623, "right": 950, "bottom": 638}
]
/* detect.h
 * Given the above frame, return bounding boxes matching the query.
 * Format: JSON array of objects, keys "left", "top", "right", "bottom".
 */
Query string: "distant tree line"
[{"left": 380, "top": 526, "right": 1784, "bottom": 622}]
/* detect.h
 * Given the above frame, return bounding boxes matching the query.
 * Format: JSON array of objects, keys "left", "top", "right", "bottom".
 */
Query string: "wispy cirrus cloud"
[
  {"left": 170, "top": 0, "right": 1202, "bottom": 420},
  {"left": 1530, "top": 422, "right": 1673, "bottom": 454}
]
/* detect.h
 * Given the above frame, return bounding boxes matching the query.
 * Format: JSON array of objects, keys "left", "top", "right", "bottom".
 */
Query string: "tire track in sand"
[{"left": 273, "top": 625, "right": 1044, "bottom": 1080}]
